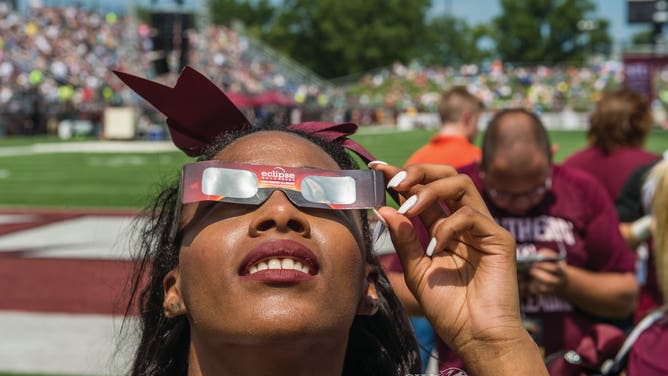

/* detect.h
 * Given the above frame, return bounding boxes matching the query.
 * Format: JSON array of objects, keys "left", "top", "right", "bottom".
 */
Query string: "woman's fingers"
[
  {"left": 376, "top": 206, "right": 431, "bottom": 277},
  {"left": 377, "top": 201, "right": 516, "bottom": 291},
  {"left": 425, "top": 204, "right": 515, "bottom": 260},
  {"left": 371, "top": 163, "right": 493, "bottom": 237}
]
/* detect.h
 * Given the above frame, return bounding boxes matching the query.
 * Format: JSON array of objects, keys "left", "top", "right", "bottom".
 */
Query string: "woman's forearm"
[{"left": 559, "top": 266, "right": 638, "bottom": 318}]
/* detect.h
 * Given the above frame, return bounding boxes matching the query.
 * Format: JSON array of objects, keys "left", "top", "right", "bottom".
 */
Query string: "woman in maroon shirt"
[
  {"left": 565, "top": 88, "right": 661, "bottom": 327},
  {"left": 564, "top": 87, "right": 659, "bottom": 202}
]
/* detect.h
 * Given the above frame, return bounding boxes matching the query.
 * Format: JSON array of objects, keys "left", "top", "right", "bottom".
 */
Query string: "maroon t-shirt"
[
  {"left": 628, "top": 320, "right": 668, "bottom": 375},
  {"left": 435, "top": 164, "right": 636, "bottom": 369},
  {"left": 563, "top": 146, "right": 659, "bottom": 201}
]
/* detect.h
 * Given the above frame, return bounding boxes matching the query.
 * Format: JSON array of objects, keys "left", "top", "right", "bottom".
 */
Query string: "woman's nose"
[{"left": 248, "top": 190, "right": 311, "bottom": 237}]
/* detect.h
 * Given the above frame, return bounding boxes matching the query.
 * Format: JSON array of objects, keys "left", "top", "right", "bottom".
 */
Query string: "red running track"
[
  {"left": 0, "top": 257, "right": 137, "bottom": 315},
  {"left": 0, "top": 208, "right": 142, "bottom": 315}
]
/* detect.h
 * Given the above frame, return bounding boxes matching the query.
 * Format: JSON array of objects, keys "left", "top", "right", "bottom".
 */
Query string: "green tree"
[
  {"left": 586, "top": 19, "right": 611, "bottom": 55},
  {"left": 261, "top": 0, "right": 431, "bottom": 79},
  {"left": 493, "top": 0, "right": 611, "bottom": 65},
  {"left": 418, "top": 15, "right": 493, "bottom": 66},
  {"left": 208, "top": 0, "right": 275, "bottom": 31},
  {"left": 632, "top": 28, "right": 654, "bottom": 45}
]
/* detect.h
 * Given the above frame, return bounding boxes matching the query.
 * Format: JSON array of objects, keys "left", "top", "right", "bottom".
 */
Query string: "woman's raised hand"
[{"left": 370, "top": 162, "right": 547, "bottom": 375}]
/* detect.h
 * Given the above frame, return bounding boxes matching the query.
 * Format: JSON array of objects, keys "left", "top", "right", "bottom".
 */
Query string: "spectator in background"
[
  {"left": 565, "top": 87, "right": 660, "bottom": 327},
  {"left": 563, "top": 87, "right": 660, "bottom": 201},
  {"left": 434, "top": 108, "right": 638, "bottom": 372},
  {"left": 616, "top": 152, "right": 667, "bottom": 322},
  {"left": 617, "top": 157, "right": 664, "bottom": 249},
  {"left": 626, "top": 159, "right": 668, "bottom": 376},
  {"left": 405, "top": 86, "right": 484, "bottom": 167}
]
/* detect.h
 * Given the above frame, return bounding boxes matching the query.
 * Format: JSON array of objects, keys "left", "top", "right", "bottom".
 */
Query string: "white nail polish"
[
  {"left": 367, "top": 160, "right": 388, "bottom": 168},
  {"left": 397, "top": 195, "right": 417, "bottom": 214},
  {"left": 426, "top": 237, "right": 437, "bottom": 257},
  {"left": 387, "top": 170, "right": 407, "bottom": 189},
  {"left": 372, "top": 221, "right": 385, "bottom": 244},
  {"left": 371, "top": 208, "right": 388, "bottom": 228}
]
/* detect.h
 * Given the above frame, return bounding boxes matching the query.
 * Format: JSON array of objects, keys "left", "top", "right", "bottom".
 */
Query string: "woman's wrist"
[{"left": 456, "top": 326, "right": 547, "bottom": 376}]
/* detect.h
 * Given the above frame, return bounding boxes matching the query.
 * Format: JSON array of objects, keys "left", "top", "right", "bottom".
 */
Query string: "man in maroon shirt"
[{"left": 437, "top": 109, "right": 639, "bottom": 370}]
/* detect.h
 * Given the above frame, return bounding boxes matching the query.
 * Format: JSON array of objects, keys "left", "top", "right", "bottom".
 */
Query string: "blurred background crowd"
[{"left": 4, "top": 0, "right": 668, "bottom": 138}]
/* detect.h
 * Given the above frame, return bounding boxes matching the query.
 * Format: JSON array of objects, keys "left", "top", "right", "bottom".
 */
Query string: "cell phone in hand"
[{"left": 516, "top": 254, "right": 565, "bottom": 272}]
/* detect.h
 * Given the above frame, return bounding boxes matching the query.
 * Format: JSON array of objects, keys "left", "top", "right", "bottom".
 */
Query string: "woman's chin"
[{"left": 201, "top": 320, "right": 347, "bottom": 346}]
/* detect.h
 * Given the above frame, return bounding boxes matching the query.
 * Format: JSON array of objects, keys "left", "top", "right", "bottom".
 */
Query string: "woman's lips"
[{"left": 239, "top": 239, "right": 320, "bottom": 282}]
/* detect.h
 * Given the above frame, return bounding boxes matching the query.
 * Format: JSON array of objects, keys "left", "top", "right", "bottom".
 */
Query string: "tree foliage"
[
  {"left": 632, "top": 28, "right": 654, "bottom": 45},
  {"left": 208, "top": 0, "right": 274, "bottom": 31},
  {"left": 419, "top": 15, "right": 493, "bottom": 66},
  {"left": 260, "top": 0, "right": 431, "bottom": 79},
  {"left": 206, "top": 0, "right": 613, "bottom": 77},
  {"left": 493, "top": 0, "right": 611, "bottom": 65}
]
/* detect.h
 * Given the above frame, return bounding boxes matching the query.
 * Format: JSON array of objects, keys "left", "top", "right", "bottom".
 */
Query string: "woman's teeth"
[{"left": 248, "top": 258, "right": 311, "bottom": 275}]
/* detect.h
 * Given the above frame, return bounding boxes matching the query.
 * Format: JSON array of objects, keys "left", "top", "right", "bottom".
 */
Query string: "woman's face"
[{"left": 164, "top": 131, "right": 376, "bottom": 346}]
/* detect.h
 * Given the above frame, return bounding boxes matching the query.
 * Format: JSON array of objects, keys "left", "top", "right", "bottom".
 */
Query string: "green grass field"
[
  {"left": 0, "top": 373, "right": 76, "bottom": 376},
  {"left": 1, "top": 128, "right": 667, "bottom": 209}
]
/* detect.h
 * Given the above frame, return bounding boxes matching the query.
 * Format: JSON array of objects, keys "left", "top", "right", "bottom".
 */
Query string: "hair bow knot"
[{"left": 113, "top": 67, "right": 375, "bottom": 164}]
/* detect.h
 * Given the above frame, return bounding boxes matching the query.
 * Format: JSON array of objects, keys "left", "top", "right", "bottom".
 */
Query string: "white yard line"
[
  {"left": 0, "top": 216, "right": 136, "bottom": 259},
  {"left": 0, "top": 141, "right": 178, "bottom": 157},
  {"left": 0, "top": 311, "right": 138, "bottom": 375}
]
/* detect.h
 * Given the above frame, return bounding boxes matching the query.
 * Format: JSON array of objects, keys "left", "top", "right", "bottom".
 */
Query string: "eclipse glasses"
[{"left": 179, "top": 161, "right": 386, "bottom": 210}]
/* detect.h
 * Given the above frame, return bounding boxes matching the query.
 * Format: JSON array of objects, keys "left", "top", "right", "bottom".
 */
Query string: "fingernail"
[
  {"left": 426, "top": 237, "right": 437, "bottom": 257},
  {"left": 397, "top": 195, "right": 417, "bottom": 214},
  {"left": 387, "top": 170, "right": 407, "bottom": 189},
  {"left": 367, "top": 160, "right": 388, "bottom": 168},
  {"left": 371, "top": 208, "right": 388, "bottom": 228},
  {"left": 372, "top": 221, "right": 385, "bottom": 244}
]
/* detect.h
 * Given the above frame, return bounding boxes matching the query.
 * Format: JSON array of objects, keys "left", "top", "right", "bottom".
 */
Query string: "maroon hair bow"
[
  {"left": 287, "top": 122, "right": 376, "bottom": 164},
  {"left": 112, "top": 66, "right": 377, "bottom": 165},
  {"left": 113, "top": 67, "right": 253, "bottom": 157}
]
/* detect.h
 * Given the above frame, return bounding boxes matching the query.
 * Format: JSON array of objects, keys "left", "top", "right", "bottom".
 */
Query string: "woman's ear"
[
  {"left": 163, "top": 267, "right": 187, "bottom": 318},
  {"left": 356, "top": 265, "right": 380, "bottom": 316}
]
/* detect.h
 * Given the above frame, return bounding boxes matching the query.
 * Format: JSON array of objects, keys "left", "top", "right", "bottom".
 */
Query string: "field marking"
[
  {"left": 0, "top": 311, "right": 137, "bottom": 375},
  {"left": 0, "top": 141, "right": 177, "bottom": 157},
  {"left": 0, "top": 216, "right": 136, "bottom": 259}
]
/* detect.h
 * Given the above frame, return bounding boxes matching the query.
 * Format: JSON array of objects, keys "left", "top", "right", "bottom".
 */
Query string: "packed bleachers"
[
  {"left": 1, "top": 2, "right": 663, "bottom": 135},
  {"left": 0, "top": 2, "right": 152, "bottom": 134},
  {"left": 0, "top": 3, "right": 336, "bottom": 136},
  {"left": 343, "top": 60, "right": 625, "bottom": 114}
]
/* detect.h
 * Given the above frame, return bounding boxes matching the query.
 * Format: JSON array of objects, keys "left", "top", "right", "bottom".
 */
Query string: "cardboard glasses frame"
[{"left": 169, "top": 161, "right": 387, "bottom": 240}]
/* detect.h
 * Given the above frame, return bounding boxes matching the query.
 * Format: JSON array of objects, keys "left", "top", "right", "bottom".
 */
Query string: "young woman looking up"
[{"left": 116, "top": 67, "right": 547, "bottom": 376}]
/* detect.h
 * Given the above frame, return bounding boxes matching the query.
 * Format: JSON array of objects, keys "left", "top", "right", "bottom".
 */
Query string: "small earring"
[{"left": 165, "top": 301, "right": 185, "bottom": 318}]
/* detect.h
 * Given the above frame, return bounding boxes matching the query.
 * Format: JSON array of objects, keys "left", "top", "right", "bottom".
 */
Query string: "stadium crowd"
[
  {"left": 345, "top": 60, "right": 625, "bottom": 114},
  {"left": 0, "top": 3, "right": 323, "bottom": 135},
  {"left": 0, "top": 2, "right": 149, "bottom": 134},
  {"left": 4, "top": 3, "right": 668, "bottom": 135}
]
